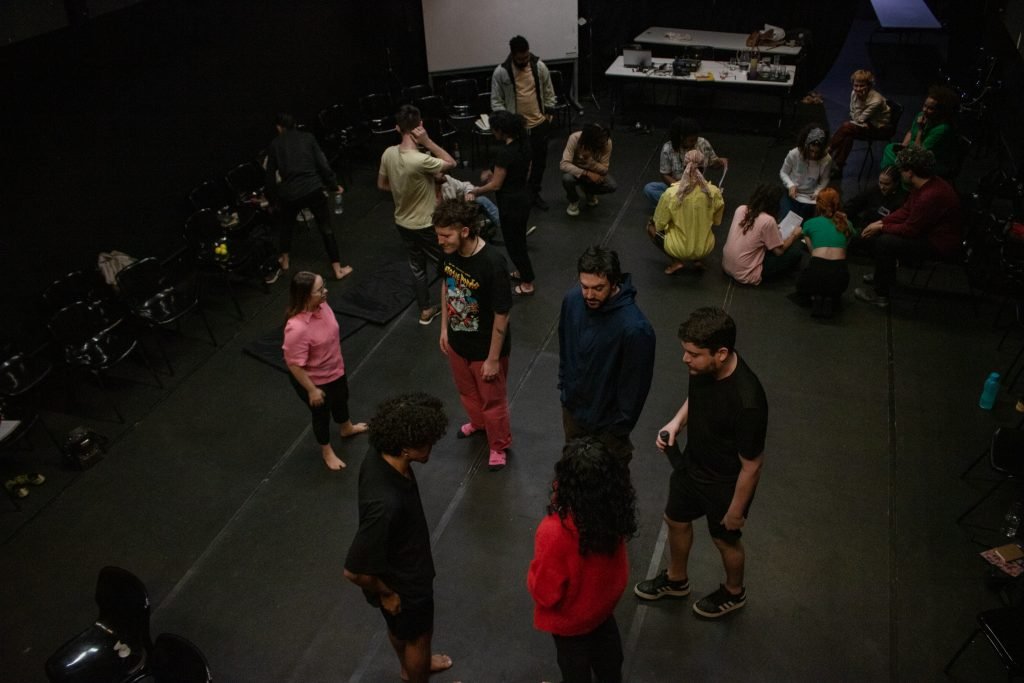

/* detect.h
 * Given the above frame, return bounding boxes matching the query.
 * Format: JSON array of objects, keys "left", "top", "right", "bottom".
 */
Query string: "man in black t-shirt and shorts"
[
  {"left": 634, "top": 307, "right": 767, "bottom": 618},
  {"left": 343, "top": 393, "right": 453, "bottom": 682}
]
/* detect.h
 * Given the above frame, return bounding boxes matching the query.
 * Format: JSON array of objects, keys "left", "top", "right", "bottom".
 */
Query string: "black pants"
[
  {"left": 289, "top": 373, "right": 350, "bottom": 445},
  {"left": 552, "top": 615, "right": 623, "bottom": 683},
  {"left": 871, "top": 233, "right": 933, "bottom": 295},
  {"left": 797, "top": 257, "right": 850, "bottom": 298},
  {"left": 527, "top": 119, "right": 552, "bottom": 196},
  {"left": 498, "top": 191, "right": 534, "bottom": 283},
  {"left": 396, "top": 225, "right": 441, "bottom": 310},
  {"left": 277, "top": 189, "right": 340, "bottom": 263}
]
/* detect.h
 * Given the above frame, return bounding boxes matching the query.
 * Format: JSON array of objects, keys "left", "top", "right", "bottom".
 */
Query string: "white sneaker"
[
  {"left": 526, "top": 225, "right": 538, "bottom": 236},
  {"left": 566, "top": 202, "right": 580, "bottom": 216}
]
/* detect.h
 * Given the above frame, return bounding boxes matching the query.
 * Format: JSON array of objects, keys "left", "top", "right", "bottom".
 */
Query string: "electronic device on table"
[{"left": 672, "top": 49, "right": 701, "bottom": 76}]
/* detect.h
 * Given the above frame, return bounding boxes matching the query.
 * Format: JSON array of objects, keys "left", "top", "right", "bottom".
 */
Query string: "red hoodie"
[{"left": 527, "top": 513, "right": 628, "bottom": 636}]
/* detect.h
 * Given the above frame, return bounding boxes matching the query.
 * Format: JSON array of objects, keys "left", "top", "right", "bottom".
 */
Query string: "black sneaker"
[
  {"left": 692, "top": 584, "right": 746, "bottom": 618},
  {"left": 862, "top": 273, "right": 875, "bottom": 284},
  {"left": 634, "top": 569, "right": 690, "bottom": 600},
  {"left": 533, "top": 194, "right": 549, "bottom": 211}
]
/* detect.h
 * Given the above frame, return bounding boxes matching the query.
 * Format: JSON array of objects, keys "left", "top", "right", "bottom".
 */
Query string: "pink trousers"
[{"left": 447, "top": 352, "right": 512, "bottom": 452}]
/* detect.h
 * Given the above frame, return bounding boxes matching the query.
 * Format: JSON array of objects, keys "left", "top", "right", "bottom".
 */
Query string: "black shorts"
[
  {"left": 381, "top": 595, "right": 434, "bottom": 641},
  {"left": 665, "top": 467, "right": 753, "bottom": 544}
]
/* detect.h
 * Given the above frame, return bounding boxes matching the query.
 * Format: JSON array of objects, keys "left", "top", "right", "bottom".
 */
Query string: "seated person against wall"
[
  {"left": 844, "top": 166, "right": 906, "bottom": 253},
  {"left": 827, "top": 70, "right": 892, "bottom": 176},
  {"left": 880, "top": 84, "right": 958, "bottom": 178},
  {"left": 855, "top": 147, "right": 962, "bottom": 308},
  {"left": 722, "top": 183, "right": 804, "bottom": 285},
  {"left": 643, "top": 117, "right": 727, "bottom": 209},
  {"left": 779, "top": 124, "right": 833, "bottom": 220},
  {"left": 793, "top": 188, "right": 852, "bottom": 317},
  {"left": 560, "top": 123, "right": 616, "bottom": 217},
  {"left": 646, "top": 149, "right": 724, "bottom": 274}
]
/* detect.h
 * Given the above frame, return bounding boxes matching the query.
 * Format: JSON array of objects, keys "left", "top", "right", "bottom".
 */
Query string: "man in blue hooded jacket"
[{"left": 558, "top": 246, "right": 656, "bottom": 463}]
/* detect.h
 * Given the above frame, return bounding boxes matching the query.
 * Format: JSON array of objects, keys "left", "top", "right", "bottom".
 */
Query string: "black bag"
[{"left": 62, "top": 427, "right": 108, "bottom": 470}]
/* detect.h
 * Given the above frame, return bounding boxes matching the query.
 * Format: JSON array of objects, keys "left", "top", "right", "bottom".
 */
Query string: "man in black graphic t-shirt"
[{"left": 434, "top": 199, "right": 513, "bottom": 471}]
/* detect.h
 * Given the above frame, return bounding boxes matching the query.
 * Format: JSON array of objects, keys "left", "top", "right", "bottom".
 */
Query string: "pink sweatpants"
[{"left": 447, "top": 352, "right": 512, "bottom": 452}]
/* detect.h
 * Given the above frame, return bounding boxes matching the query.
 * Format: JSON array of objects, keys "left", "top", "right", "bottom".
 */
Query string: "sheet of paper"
[{"left": 778, "top": 210, "right": 804, "bottom": 240}]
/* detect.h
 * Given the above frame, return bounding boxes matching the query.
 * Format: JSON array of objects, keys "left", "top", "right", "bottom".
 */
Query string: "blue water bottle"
[{"left": 979, "top": 372, "right": 1000, "bottom": 410}]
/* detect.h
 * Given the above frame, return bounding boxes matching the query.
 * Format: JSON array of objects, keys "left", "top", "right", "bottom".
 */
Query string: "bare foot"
[
  {"left": 333, "top": 265, "right": 354, "bottom": 280},
  {"left": 278, "top": 255, "right": 290, "bottom": 271},
  {"left": 664, "top": 261, "right": 686, "bottom": 275},
  {"left": 340, "top": 421, "right": 368, "bottom": 438},
  {"left": 401, "top": 654, "right": 453, "bottom": 681},
  {"left": 321, "top": 447, "right": 346, "bottom": 470}
]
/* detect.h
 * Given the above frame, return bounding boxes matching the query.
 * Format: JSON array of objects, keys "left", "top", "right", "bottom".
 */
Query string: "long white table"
[
  {"left": 603, "top": 55, "right": 796, "bottom": 129},
  {"left": 634, "top": 26, "right": 803, "bottom": 57}
]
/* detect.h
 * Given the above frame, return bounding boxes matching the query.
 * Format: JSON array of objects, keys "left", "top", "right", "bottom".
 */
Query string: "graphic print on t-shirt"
[{"left": 444, "top": 263, "right": 480, "bottom": 333}]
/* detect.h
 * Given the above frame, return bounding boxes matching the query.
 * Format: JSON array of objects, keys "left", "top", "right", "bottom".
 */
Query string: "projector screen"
[{"left": 422, "top": 0, "right": 578, "bottom": 74}]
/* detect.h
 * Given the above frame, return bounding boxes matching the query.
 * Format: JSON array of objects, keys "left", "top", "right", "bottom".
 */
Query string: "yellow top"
[{"left": 653, "top": 183, "right": 725, "bottom": 261}]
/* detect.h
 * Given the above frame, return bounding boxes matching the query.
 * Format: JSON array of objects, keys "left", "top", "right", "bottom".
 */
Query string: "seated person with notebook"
[{"left": 722, "top": 184, "right": 804, "bottom": 285}]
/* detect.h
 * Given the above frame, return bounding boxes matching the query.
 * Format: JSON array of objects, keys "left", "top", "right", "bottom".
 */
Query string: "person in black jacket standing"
[
  {"left": 265, "top": 113, "right": 352, "bottom": 284},
  {"left": 558, "top": 246, "right": 656, "bottom": 464}
]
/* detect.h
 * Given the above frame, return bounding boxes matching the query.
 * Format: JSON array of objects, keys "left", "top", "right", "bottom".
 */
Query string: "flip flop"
[
  {"left": 4, "top": 480, "right": 29, "bottom": 498},
  {"left": 513, "top": 284, "right": 535, "bottom": 297},
  {"left": 400, "top": 654, "right": 453, "bottom": 681},
  {"left": 334, "top": 265, "right": 354, "bottom": 280}
]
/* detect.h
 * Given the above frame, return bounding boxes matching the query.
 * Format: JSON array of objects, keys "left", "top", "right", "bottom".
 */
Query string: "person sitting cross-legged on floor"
[
  {"left": 646, "top": 149, "right": 724, "bottom": 275},
  {"left": 854, "top": 147, "right": 962, "bottom": 308},
  {"left": 560, "top": 123, "right": 616, "bottom": 217},
  {"left": 721, "top": 183, "right": 804, "bottom": 286},
  {"left": 643, "top": 117, "right": 727, "bottom": 209},
  {"left": 779, "top": 123, "right": 833, "bottom": 221}
]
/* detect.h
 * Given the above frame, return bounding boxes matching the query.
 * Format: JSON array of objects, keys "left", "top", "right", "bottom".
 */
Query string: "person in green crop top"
[{"left": 793, "top": 188, "right": 851, "bottom": 317}]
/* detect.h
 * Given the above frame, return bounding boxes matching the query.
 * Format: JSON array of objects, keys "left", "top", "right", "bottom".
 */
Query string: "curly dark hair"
[
  {"left": 368, "top": 393, "right": 448, "bottom": 456},
  {"left": 739, "top": 183, "right": 784, "bottom": 234},
  {"left": 678, "top": 306, "right": 736, "bottom": 353},
  {"left": 432, "top": 197, "right": 482, "bottom": 236},
  {"left": 549, "top": 437, "right": 638, "bottom": 556}
]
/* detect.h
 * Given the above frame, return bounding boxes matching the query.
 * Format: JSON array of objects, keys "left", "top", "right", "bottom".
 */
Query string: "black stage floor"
[{"left": 1, "top": 18, "right": 1018, "bottom": 683}]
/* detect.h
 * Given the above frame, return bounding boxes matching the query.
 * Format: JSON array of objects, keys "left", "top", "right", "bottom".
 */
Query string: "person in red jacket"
[
  {"left": 854, "top": 147, "right": 962, "bottom": 307},
  {"left": 527, "top": 437, "right": 638, "bottom": 683}
]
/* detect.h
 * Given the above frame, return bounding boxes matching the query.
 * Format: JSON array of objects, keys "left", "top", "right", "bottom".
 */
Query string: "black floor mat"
[{"left": 328, "top": 260, "right": 430, "bottom": 325}]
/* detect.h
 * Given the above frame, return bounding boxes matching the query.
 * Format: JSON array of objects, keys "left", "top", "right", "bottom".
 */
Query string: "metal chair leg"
[{"left": 943, "top": 626, "right": 980, "bottom": 676}]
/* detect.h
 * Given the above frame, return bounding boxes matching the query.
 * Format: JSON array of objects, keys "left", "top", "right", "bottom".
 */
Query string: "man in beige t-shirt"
[
  {"left": 491, "top": 35, "right": 556, "bottom": 210},
  {"left": 378, "top": 105, "right": 457, "bottom": 325}
]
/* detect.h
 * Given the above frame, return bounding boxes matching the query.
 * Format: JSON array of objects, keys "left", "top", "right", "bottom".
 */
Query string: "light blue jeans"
[{"left": 643, "top": 181, "right": 668, "bottom": 209}]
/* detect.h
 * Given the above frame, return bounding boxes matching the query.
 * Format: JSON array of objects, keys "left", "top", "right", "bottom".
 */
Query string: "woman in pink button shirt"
[{"left": 283, "top": 271, "right": 366, "bottom": 469}]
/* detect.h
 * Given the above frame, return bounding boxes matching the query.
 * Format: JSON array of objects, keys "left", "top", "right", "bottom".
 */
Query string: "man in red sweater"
[{"left": 854, "top": 147, "right": 962, "bottom": 307}]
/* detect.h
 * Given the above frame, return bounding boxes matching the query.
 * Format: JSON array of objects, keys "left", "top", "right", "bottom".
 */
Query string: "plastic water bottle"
[
  {"left": 1000, "top": 500, "right": 1022, "bottom": 539},
  {"left": 979, "top": 372, "right": 1000, "bottom": 410},
  {"left": 333, "top": 192, "right": 344, "bottom": 215}
]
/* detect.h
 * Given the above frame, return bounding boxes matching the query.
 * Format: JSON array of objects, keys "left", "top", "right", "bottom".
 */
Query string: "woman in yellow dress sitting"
[{"left": 647, "top": 149, "right": 725, "bottom": 274}]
